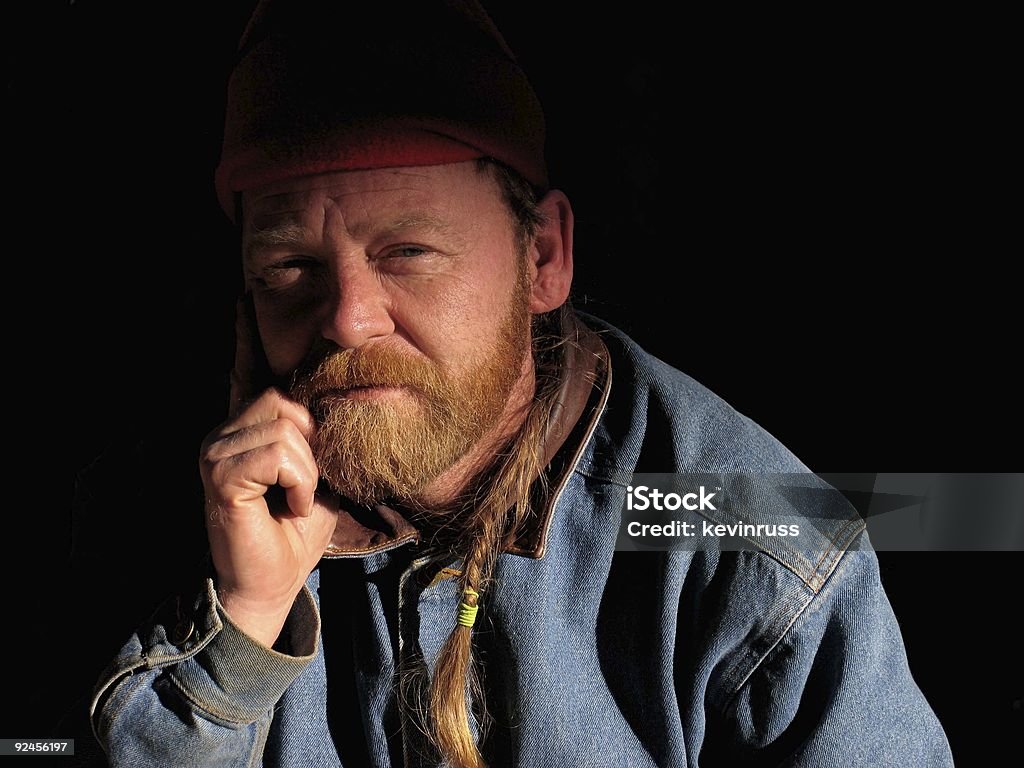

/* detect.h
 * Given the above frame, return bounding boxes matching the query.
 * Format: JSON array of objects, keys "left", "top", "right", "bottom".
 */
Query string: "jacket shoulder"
[{"left": 578, "top": 313, "right": 865, "bottom": 590}]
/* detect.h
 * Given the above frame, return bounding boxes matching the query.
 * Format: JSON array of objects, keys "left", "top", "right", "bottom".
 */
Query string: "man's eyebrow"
[
  {"left": 244, "top": 223, "right": 313, "bottom": 261},
  {"left": 244, "top": 213, "right": 465, "bottom": 261},
  {"left": 382, "top": 214, "right": 456, "bottom": 234},
  {"left": 374, "top": 213, "right": 467, "bottom": 249}
]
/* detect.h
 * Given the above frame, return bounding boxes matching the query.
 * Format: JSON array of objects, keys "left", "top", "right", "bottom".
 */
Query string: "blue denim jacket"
[{"left": 91, "top": 315, "right": 953, "bottom": 767}]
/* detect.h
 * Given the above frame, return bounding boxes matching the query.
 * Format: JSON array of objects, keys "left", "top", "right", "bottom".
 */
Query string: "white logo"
[{"left": 626, "top": 485, "right": 717, "bottom": 511}]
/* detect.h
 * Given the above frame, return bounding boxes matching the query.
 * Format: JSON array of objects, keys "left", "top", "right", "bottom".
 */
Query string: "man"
[{"left": 91, "top": 1, "right": 953, "bottom": 766}]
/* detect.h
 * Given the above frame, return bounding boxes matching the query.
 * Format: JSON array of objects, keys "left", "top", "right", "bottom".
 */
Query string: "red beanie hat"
[{"left": 215, "top": 0, "right": 548, "bottom": 221}]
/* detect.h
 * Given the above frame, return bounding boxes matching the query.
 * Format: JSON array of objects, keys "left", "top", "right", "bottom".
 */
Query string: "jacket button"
[{"left": 172, "top": 618, "right": 195, "bottom": 646}]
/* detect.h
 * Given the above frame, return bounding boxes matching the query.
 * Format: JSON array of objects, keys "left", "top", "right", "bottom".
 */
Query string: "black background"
[{"left": 6, "top": 1, "right": 1020, "bottom": 764}]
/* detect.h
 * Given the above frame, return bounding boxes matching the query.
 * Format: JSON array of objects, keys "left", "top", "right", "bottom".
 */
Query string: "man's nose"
[{"left": 320, "top": 261, "right": 394, "bottom": 349}]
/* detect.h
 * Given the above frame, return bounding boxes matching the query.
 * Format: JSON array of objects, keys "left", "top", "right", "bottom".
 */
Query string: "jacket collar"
[{"left": 322, "top": 312, "right": 611, "bottom": 561}]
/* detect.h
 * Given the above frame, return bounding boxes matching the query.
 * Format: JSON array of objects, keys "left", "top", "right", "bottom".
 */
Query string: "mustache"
[{"left": 288, "top": 344, "right": 447, "bottom": 403}]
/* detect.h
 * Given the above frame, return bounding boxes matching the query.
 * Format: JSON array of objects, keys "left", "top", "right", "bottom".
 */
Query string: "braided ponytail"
[
  {"left": 417, "top": 158, "right": 568, "bottom": 767},
  {"left": 427, "top": 303, "right": 568, "bottom": 767}
]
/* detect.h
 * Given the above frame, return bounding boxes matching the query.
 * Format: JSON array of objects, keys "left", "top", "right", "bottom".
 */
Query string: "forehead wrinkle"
[
  {"left": 314, "top": 185, "right": 467, "bottom": 242},
  {"left": 248, "top": 184, "right": 444, "bottom": 230},
  {"left": 384, "top": 213, "right": 463, "bottom": 241},
  {"left": 247, "top": 173, "right": 435, "bottom": 214},
  {"left": 244, "top": 171, "right": 484, "bottom": 256}
]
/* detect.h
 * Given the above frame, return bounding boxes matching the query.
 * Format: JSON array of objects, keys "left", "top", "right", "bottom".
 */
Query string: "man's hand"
[{"left": 198, "top": 298, "right": 338, "bottom": 649}]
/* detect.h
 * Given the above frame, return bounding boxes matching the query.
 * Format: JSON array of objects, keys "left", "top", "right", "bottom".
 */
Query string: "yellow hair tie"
[{"left": 457, "top": 587, "right": 480, "bottom": 628}]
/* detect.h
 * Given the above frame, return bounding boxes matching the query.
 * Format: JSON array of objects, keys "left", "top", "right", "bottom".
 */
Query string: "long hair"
[{"left": 418, "top": 160, "right": 570, "bottom": 767}]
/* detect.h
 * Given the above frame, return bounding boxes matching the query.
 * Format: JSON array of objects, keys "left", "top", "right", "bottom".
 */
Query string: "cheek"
[
  {"left": 254, "top": 299, "right": 321, "bottom": 376},
  {"left": 419, "top": 274, "right": 486, "bottom": 331},
  {"left": 407, "top": 263, "right": 521, "bottom": 367}
]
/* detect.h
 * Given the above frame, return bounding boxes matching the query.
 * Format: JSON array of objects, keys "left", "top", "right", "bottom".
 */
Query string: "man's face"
[{"left": 241, "top": 161, "right": 533, "bottom": 505}]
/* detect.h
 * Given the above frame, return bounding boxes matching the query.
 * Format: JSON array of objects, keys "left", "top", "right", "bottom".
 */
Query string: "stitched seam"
[
  {"left": 725, "top": 589, "right": 816, "bottom": 705},
  {"left": 810, "top": 516, "right": 866, "bottom": 590},
  {"left": 321, "top": 533, "right": 419, "bottom": 558},
  {"left": 93, "top": 662, "right": 149, "bottom": 742},
  {"left": 166, "top": 672, "right": 262, "bottom": 726}
]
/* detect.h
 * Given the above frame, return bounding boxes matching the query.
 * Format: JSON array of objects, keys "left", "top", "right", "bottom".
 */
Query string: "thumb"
[{"left": 229, "top": 294, "right": 263, "bottom": 417}]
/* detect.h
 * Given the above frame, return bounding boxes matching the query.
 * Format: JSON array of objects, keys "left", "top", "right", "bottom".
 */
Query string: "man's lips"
[{"left": 317, "top": 384, "right": 409, "bottom": 402}]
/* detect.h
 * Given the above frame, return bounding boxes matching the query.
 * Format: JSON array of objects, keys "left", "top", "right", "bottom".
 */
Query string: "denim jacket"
[{"left": 91, "top": 314, "right": 953, "bottom": 767}]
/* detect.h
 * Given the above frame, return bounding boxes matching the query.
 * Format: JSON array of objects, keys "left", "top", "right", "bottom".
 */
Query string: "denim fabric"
[{"left": 91, "top": 315, "right": 953, "bottom": 767}]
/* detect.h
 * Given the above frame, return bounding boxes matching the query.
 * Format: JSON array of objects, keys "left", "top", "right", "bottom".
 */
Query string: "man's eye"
[
  {"left": 386, "top": 246, "right": 430, "bottom": 259},
  {"left": 256, "top": 259, "right": 317, "bottom": 289}
]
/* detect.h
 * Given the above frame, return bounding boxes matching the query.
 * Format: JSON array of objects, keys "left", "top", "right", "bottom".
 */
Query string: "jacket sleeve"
[
  {"left": 704, "top": 546, "right": 955, "bottom": 767},
  {"left": 90, "top": 577, "right": 320, "bottom": 768}
]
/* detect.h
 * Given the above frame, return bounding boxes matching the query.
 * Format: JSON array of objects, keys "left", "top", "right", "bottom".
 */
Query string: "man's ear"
[{"left": 528, "top": 189, "right": 574, "bottom": 313}]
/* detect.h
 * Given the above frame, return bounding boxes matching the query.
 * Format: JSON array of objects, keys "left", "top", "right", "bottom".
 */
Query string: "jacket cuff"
[{"left": 168, "top": 580, "right": 320, "bottom": 724}]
